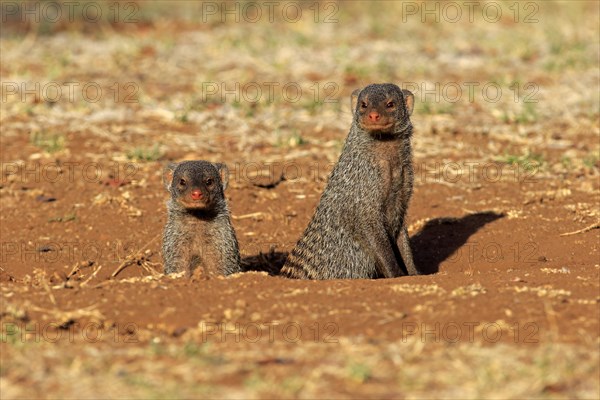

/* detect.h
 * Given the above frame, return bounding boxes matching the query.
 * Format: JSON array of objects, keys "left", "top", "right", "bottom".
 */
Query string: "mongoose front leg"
[
  {"left": 362, "top": 220, "right": 406, "bottom": 278},
  {"left": 397, "top": 225, "right": 419, "bottom": 275},
  {"left": 164, "top": 241, "right": 193, "bottom": 276},
  {"left": 164, "top": 255, "right": 189, "bottom": 275}
]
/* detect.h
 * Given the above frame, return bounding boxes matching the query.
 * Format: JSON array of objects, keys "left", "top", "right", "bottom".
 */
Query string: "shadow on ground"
[
  {"left": 242, "top": 250, "right": 289, "bottom": 275},
  {"left": 411, "top": 211, "right": 505, "bottom": 275}
]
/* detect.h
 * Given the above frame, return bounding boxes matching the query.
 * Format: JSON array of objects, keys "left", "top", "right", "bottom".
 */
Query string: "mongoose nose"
[
  {"left": 190, "top": 190, "right": 203, "bottom": 200},
  {"left": 368, "top": 112, "right": 380, "bottom": 121}
]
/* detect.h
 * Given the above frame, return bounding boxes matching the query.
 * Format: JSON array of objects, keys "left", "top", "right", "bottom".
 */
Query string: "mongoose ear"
[
  {"left": 163, "top": 163, "right": 178, "bottom": 191},
  {"left": 213, "top": 163, "right": 230, "bottom": 190},
  {"left": 350, "top": 88, "right": 362, "bottom": 114},
  {"left": 402, "top": 89, "right": 415, "bottom": 116}
]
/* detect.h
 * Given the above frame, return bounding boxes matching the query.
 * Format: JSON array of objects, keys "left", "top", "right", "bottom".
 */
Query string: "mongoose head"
[
  {"left": 163, "top": 161, "right": 229, "bottom": 211},
  {"left": 351, "top": 83, "right": 414, "bottom": 135}
]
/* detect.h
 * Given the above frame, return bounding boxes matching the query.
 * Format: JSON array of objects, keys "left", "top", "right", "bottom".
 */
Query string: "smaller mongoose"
[
  {"left": 281, "top": 83, "right": 420, "bottom": 279},
  {"left": 162, "top": 160, "right": 241, "bottom": 277}
]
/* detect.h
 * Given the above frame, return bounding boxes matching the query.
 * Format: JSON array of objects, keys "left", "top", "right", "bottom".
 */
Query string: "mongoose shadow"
[{"left": 410, "top": 211, "right": 504, "bottom": 275}]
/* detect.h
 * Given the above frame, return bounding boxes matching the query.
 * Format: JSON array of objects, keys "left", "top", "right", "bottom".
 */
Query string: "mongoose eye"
[
  {"left": 386, "top": 101, "right": 395, "bottom": 108},
  {"left": 205, "top": 178, "right": 214, "bottom": 186},
  {"left": 179, "top": 178, "right": 186, "bottom": 186},
  {"left": 361, "top": 102, "right": 367, "bottom": 109}
]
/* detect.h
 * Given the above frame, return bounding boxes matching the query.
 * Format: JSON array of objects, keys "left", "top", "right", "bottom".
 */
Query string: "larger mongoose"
[
  {"left": 281, "top": 83, "right": 420, "bottom": 279},
  {"left": 162, "top": 160, "right": 241, "bottom": 277}
]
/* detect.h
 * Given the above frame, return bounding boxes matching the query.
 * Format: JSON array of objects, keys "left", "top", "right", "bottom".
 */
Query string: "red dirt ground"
[{"left": 1, "top": 1, "right": 599, "bottom": 397}]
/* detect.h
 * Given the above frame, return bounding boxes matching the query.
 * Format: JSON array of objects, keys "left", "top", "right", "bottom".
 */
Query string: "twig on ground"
[
  {"left": 80, "top": 266, "right": 103, "bottom": 287},
  {"left": 111, "top": 234, "right": 161, "bottom": 278},
  {"left": 560, "top": 222, "right": 600, "bottom": 237},
  {"left": 233, "top": 212, "right": 265, "bottom": 220},
  {"left": 40, "top": 277, "right": 57, "bottom": 306}
]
